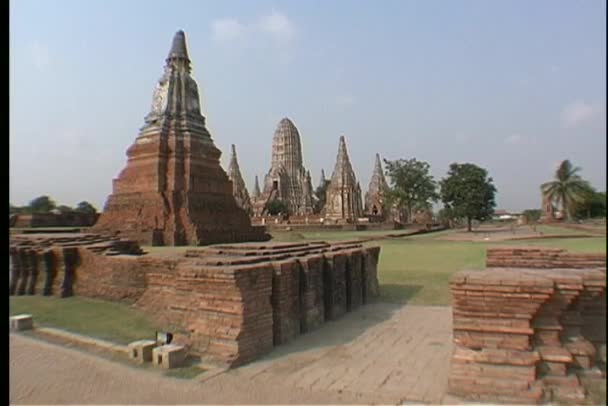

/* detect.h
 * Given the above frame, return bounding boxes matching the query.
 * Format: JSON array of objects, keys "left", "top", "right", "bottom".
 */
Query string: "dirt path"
[{"left": 10, "top": 304, "right": 453, "bottom": 405}]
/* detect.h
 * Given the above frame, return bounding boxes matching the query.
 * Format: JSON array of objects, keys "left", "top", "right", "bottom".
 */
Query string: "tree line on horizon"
[{"left": 9, "top": 196, "right": 98, "bottom": 216}]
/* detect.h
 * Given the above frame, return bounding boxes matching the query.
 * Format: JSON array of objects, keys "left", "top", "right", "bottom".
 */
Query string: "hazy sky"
[{"left": 10, "top": 0, "right": 606, "bottom": 212}]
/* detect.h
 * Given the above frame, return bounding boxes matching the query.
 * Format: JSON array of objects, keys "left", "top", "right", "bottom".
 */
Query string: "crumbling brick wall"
[
  {"left": 448, "top": 247, "right": 606, "bottom": 404},
  {"left": 486, "top": 247, "right": 606, "bottom": 269},
  {"left": 9, "top": 235, "right": 381, "bottom": 367}
]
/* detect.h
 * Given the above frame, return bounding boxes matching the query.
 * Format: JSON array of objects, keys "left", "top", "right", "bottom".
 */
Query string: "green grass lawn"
[{"left": 9, "top": 296, "right": 163, "bottom": 344}]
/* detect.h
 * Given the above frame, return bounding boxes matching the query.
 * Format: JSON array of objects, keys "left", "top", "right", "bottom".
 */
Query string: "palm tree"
[{"left": 541, "top": 160, "right": 592, "bottom": 220}]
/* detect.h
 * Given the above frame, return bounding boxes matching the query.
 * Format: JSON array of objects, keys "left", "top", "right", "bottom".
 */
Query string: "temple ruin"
[
  {"left": 253, "top": 118, "right": 314, "bottom": 216},
  {"left": 449, "top": 247, "right": 606, "bottom": 404},
  {"left": 324, "top": 136, "right": 363, "bottom": 222},
  {"left": 227, "top": 144, "right": 252, "bottom": 215},
  {"left": 93, "top": 31, "right": 266, "bottom": 246},
  {"left": 9, "top": 232, "right": 381, "bottom": 367},
  {"left": 251, "top": 175, "right": 261, "bottom": 202},
  {"left": 364, "top": 153, "right": 389, "bottom": 218}
]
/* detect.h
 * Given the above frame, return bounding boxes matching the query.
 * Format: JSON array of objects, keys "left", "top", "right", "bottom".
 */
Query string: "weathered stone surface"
[
  {"left": 364, "top": 153, "right": 389, "bottom": 218},
  {"left": 448, "top": 247, "right": 607, "bottom": 405},
  {"left": 227, "top": 144, "right": 252, "bottom": 215},
  {"left": 254, "top": 118, "right": 314, "bottom": 216},
  {"left": 92, "top": 31, "right": 266, "bottom": 246},
  {"left": 128, "top": 340, "right": 157, "bottom": 364},
  {"left": 324, "top": 136, "right": 363, "bottom": 222},
  {"left": 10, "top": 314, "right": 33, "bottom": 331},
  {"left": 9, "top": 233, "right": 381, "bottom": 367},
  {"left": 152, "top": 344, "right": 186, "bottom": 369}
]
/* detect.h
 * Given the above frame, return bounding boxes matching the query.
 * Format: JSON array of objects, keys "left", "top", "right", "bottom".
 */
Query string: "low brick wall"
[
  {"left": 9, "top": 235, "right": 381, "bottom": 367},
  {"left": 486, "top": 247, "right": 606, "bottom": 269},
  {"left": 447, "top": 247, "right": 606, "bottom": 404}
]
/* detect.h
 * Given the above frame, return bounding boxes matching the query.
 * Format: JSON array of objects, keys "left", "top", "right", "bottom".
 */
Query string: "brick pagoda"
[{"left": 94, "top": 31, "right": 266, "bottom": 246}]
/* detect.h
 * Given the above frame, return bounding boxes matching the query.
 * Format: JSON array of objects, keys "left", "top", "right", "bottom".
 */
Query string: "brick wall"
[
  {"left": 448, "top": 247, "right": 606, "bottom": 404},
  {"left": 486, "top": 247, "right": 606, "bottom": 269}
]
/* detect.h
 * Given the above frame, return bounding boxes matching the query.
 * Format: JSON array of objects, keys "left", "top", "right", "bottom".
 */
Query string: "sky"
[{"left": 9, "top": 0, "right": 606, "bottom": 212}]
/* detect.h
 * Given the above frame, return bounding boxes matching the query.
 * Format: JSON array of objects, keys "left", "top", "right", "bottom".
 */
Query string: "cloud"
[
  {"left": 29, "top": 41, "right": 50, "bottom": 71},
  {"left": 561, "top": 100, "right": 603, "bottom": 127},
  {"left": 211, "top": 18, "right": 245, "bottom": 42},
  {"left": 211, "top": 10, "right": 296, "bottom": 44},
  {"left": 256, "top": 10, "right": 295, "bottom": 42}
]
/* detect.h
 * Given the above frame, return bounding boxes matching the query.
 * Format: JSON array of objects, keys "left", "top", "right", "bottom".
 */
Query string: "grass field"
[
  {"left": 9, "top": 296, "right": 162, "bottom": 344},
  {"left": 9, "top": 228, "right": 606, "bottom": 341}
]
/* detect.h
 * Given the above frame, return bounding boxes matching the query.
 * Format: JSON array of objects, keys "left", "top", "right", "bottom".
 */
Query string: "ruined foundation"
[
  {"left": 448, "top": 247, "right": 606, "bottom": 404},
  {"left": 10, "top": 233, "right": 380, "bottom": 367}
]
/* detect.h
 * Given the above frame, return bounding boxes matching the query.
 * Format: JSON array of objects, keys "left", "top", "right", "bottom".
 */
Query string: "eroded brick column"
[
  {"left": 345, "top": 249, "right": 364, "bottom": 311},
  {"left": 323, "top": 252, "right": 347, "bottom": 320},
  {"left": 42, "top": 249, "right": 57, "bottom": 296},
  {"left": 362, "top": 246, "right": 380, "bottom": 298},
  {"left": 61, "top": 247, "right": 78, "bottom": 298},
  {"left": 9, "top": 247, "right": 21, "bottom": 295},
  {"left": 26, "top": 250, "right": 39, "bottom": 295},
  {"left": 16, "top": 248, "right": 31, "bottom": 295},
  {"left": 271, "top": 259, "right": 300, "bottom": 345},
  {"left": 298, "top": 255, "right": 324, "bottom": 333}
]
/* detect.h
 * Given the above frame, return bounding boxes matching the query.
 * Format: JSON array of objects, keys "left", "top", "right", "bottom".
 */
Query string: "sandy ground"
[{"left": 10, "top": 304, "right": 453, "bottom": 405}]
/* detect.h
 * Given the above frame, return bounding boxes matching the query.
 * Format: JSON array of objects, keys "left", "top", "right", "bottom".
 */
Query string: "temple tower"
[
  {"left": 227, "top": 144, "right": 252, "bottom": 215},
  {"left": 252, "top": 175, "right": 261, "bottom": 201},
  {"left": 94, "top": 31, "right": 265, "bottom": 245},
  {"left": 254, "top": 118, "right": 314, "bottom": 215},
  {"left": 318, "top": 169, "right": 327, "bottom": 188},
  {"left": 324, "top": 136, "right": 363, "bottom": 222},
  {"left": 364, "top": 153, "right": 389, "bottom": 218}
]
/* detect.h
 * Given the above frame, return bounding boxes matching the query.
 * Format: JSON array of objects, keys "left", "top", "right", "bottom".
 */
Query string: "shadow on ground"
[
  {"left": 250, "top": 300, "right": 406, "bottom": 364},
  {"left": 378, "top": 283, "right": 423, "bottom": 304}
]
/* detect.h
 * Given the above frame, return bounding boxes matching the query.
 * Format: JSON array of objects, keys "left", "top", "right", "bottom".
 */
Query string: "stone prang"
[
  {"left": 254, "top": 118, "right": 314, "bottom": 216},
  {"left": 364, "top": 153, "right": 389, "bottom": 218},
  {"left": 228, "top": 144, "right": 252, "bottom": 215},
  {"left": 324, "top": 136, "right": 363, "bottom": 222},
  {"left": 93, "top": 31, "right": 266, "bottom": 246}
]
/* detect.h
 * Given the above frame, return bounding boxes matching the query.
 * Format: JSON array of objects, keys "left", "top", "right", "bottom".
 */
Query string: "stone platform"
[
  {"left": 9, "top": 233, "right": 380, "bottom": 367},
  {"left": 448, "top": 247, "right": 606, "bottom": 405}
]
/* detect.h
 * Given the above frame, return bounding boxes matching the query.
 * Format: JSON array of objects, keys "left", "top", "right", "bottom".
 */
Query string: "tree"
[
  {"left": 522, "top": 209, "right": 542, "bottom": 223},
  {"left": 541, "top": 160, "right": 593, "bottom": 220},
  {"left": 439, "top": 163, "right": 497, "bottom": 232},
  {"left": 384, "top": 158, "right": 439, "bottom": 223},
  {"left": 265, "top": 199, "right": 288, "bottom": 216},
  {"left": 572, "top": 189, "right": 606, "bottom": 219},
  {"left": 313, "top": 180, "right": 330, "bottom": 214},
  {"left": 56, "top": 205, "right": 74, "bottom": 213},
  {"left": 28, "top": 195, "right": 56, "bottom": 213},
  {"left": 75, "top": 201, "right": 97, "bottom": 214}
]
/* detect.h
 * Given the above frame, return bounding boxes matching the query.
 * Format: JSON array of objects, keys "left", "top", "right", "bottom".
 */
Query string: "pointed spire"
[
  {"left": 319, "top": 169, "right": 326, "bottom": 186},
  {"left": 167, "top": 30, "right": 190, "bottom": 61},
  {"left": 227, "top": 144, "right": 252, "bottom": 214},
  {"left": 365, "top": 153, "right": 389, "bottom": 216},
  {"left": 252, "top": 175, "right": 261, "bottom": 199},
  {"left": 329, "top": 136, "right": 358, "bottom": 189},
  {"left": 325, "top": 135, "right": 363, "bottom": 220}
]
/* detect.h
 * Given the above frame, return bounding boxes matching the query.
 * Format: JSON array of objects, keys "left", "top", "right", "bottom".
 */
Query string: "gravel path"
[{"left": 10, "top": 304, "right": 453, "bottom": 405}]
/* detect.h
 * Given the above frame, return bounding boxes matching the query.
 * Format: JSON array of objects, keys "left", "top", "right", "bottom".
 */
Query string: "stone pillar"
[
  {"left": 61, "top": 247, "right": 78, "bottom": 298},
  {"left": 323, "top": 252, "right": 347, "bottom": 320},
  {"left": 298, "top": 255, "right": 324, "bottom": 333},
  {"left": 362, "top": 246, "right": 380, "bottom": 298},
  {"left": 42, "top": 249, "right": 57, "bottom": 296},
  {"left": 9, "top": 247, "right": 21, "bottom": 295},
  {"left": 346, "top": 250, "right": 364, "bottom": 311},
  {"left": 26, "top": 250, "right": 39, "bottom": 295},
  {"left": 17, "top": 248, "right": 31, "bottom": 295}
]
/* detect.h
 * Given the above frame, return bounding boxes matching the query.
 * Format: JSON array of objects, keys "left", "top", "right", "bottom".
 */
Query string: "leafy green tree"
[
  {"left": 440, "top": 163, "right": 497, "bottom": 232},
  {"left": 541, "top": 160, "right": 593, "bottom": 220},
  {"left": 75, "top": 201, "right": 97, "bottom": 214},
  {"left": 56, "top": 205, "right": 74, "bottom": 213},
  {"left": 28, "top": 195, "right": 56, "bottom": 213},
  {"left": 522, "top": 209, "right": 542, "bottom": 223},
  {"left": 572, "top": 189, "right": 606, "bottom": 219},
  {"left": 384, "top": 158, "right": 439, "bottom": 223},
  {"left": 313, "top": 180, "right": 330, "bottom": 214},
  {"left": 265, "top": 199, "right": 289, "bottom": 216}
]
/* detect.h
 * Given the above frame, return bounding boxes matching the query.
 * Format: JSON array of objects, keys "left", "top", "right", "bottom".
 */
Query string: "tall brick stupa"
[{"left": 93, "top": 31, "right": 267, "bottom": 246}]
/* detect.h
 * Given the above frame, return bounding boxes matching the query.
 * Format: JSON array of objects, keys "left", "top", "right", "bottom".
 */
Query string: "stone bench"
[
  {"left": 10, "top": 314, "right": 33, "bottom": 331},
  {"left": 152, "top": 344, "right": 186, "bottom": 369},
  {"left": 128, "top": 339, "right": 157, "bottom": 363}
]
